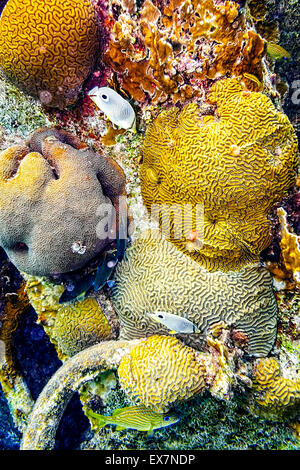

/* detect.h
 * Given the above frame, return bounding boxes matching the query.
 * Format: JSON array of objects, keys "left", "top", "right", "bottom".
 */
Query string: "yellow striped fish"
[
  {"left": 243, "top": 72, "right": 263, "bottom": 90},
  {"left": 267, "top": 43, "right": 291, "bottom": 60},
  {"left": 86, "top": 405, "right": 179, "bottom": 434}
]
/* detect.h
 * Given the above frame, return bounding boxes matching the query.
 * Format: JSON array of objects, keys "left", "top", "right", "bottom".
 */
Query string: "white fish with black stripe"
[
  {"left": 88, "top": 86, "right": 136, "bottom": 132},
  {"left": 146, "top": 311, "right": 201, "bottom": 334}
]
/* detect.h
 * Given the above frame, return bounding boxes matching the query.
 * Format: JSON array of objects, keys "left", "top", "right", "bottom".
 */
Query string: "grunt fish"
[
  {"left": 88, "top": 86, "right": 136, "bottom": 131},
  {"left": 267, "top": 43, "right": 291, "bottom": 60},
  {"left": 86, "top": 405, "right": 179, "bottom": 434},
  {"left": 146, "top": 311, "right": 200, "bottom": 334}
]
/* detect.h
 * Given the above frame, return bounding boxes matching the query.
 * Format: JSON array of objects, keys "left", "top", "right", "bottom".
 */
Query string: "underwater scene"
[{"left": 0, "top": 0, "right": 299, "bottom": 453}]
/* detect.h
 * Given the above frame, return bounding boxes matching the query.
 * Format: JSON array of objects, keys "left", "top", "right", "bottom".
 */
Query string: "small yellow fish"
[
  {"left": 86, "top": 405, "right": 179, "bottom": 434},
  {"left": 243, "top": 73, "right": 263, "bottom": 90},
  {"left": 267, "top": 43, "right": 291, "bottom": 60}
]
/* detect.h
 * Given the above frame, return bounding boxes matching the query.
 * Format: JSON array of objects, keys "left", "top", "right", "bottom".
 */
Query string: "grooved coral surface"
[
  {"left": 140, "top": 78, "right": 298, "bottom": 271},
  {"left": 112, "top": 230, "right": 278, "bottom": 357},
  {"left": 117, "top": 335, "right": 207, "bottom": 412},
  {"left": 252, "top": 358, "right": 300, "bottom": 417},
  {"left": 0, "top": 127, "right": 125, "bottom": 276},
  {"left": 52, "top": 298, "right": 114, "bottom": 357},
  {"left": 0, "top": 0, "right": 100, "bottom": 109}
]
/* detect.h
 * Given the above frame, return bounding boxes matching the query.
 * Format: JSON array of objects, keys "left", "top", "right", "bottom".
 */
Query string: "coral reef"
[
  {"left": 112, "top": 229, "right": 278, "bottom": 356},
  {"left": 0, "top": 127, "right": 125, "bottom": 276},
  {"left": 24, "top": 275, "right": 116, "bottom": 359},
  {"left": 0, "top": 0, "right": 100, "bottom": 109},
  {"left": 277, "top": 206, "right": 300, "bottom": 288},
  {"left": 117, "top": 335, "right": 207, "bottom": 412},
  {"left": 140, "top": 78, "right": 298, "bottom": 271},
  {"left": 104, "top": 0, "right": 267, "bottom": 105},
  {"left": 251, "top": 357, "right": 300, "bottom": 419},
  {"left": 0, "top": 285, "right": 34, "bottom": 432}
]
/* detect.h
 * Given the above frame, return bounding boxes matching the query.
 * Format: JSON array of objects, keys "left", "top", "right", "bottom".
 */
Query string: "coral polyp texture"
[
  {"left": 0, "top": 0, "right": 100, "bottom": 108},
  {"left": 0, "top": 127, "right": 125, "bottom": 276},
  {"left": 104, "top": 0, "right": 266, "bottom": 105},
  {"left": 112, "top": 230, "right": 278, "bottom": 356},
  {"left": 118, "top": 335, "right": 207, "bottom": 412},
  {"left": 140, "top": 78, "right": 298, "bottom": 271},
  {"left": 252, "top": 358, "right": 300, "bottom": 419},
  {"left": 277, "top": 207, "right": 300, "bottom": 288}
]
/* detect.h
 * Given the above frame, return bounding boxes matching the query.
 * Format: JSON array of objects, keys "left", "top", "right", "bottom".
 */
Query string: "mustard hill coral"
[
  {"left": 104, "top": 0, "right": 266, "bottom": 105},
  {"left": 277, "top": 207, "right": 300, "bottom": 288},
  {"left": 112, "top": 230, "right": 278, "bottom": 357},
  {"left": 0, "top": 127, "right": 125, "bottom": 276},
  {"left": 118, "top": 335, "right": 207, "bottom": 412},
  {"left": 0, "top": 0, "right": 100, "bottom": 109},
  {"left": 140, "top": 78, "right": 298, "bottom": 271},
  {"left": 252, "top": 357, "right": 300, "bottom": 418}
]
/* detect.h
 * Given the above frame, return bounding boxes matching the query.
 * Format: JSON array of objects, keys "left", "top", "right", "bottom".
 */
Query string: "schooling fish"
[
  {"left": 85, "top": 405, "right": 179, "bottom": 434},
  {"left": 88, "top": 86, "right": 136, "bottom": 132},
  {"left": 267, "top": 43, "right": 291, "bottom": 60},
  {"left": 146, "top": 311, "right": 201, "bottom": 334}
]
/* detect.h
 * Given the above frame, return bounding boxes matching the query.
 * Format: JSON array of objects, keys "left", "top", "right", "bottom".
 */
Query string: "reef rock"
[
  {"left": 0, "top": 127, "right": 125, "bottom": 276},
  {"left": 0, "top": 0, "right": 100, "bottom": 108}
]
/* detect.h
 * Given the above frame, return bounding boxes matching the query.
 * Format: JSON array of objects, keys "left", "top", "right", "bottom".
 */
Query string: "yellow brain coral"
[
  {"left": 0, "top": 0, "right": 100, "bottom": 108},
  {"left": 140, "top": 78, "right": 298, "bottom": 271},
  {"left": 118, "top": 335, "right": 207, "bottom": 412},
  {"left": 252, "top": 358, "right": 300, "bottom": 418},
  {"left": 25, "top": 275, "right": 114, "bottom": 359},
  {"left": 104, "top": 0, "right": 266, "bottom": 104}
]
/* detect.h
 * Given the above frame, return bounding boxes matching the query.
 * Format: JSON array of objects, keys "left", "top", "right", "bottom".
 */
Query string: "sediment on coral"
[
  {"left": 112, "top": 229, "right": 278, "bottom": 357},
  {"left": 0, "top": 0, "right": 101, "bottom": 108},
  {"left": 140, "top": 78, "right": 298, "bottom": 271}
]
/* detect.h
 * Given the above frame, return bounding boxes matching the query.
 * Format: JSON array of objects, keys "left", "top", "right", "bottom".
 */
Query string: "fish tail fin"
[{"left": 85, "top": 409, "right": 107, "bottom": 429}]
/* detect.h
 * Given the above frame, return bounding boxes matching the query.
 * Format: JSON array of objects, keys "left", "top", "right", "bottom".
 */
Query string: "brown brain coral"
[
  {"left": 252, "top": 357, "right": 300, "bottom": 418},
  {"left": 0, "top": 0, "right": 100, "bottom": 108},
  {"left": 104, "top": 0, "right": 266, "bottom": 105},
  {"left": 0, "top": 127, "right": 125, "bottom": 276},
  {"left": 140, "top": 78, "right": 298, "bottom": 271},
  {"left": 117, "top": 335, "right": 207, "bottom": 412},
  {"left": 112, "top": 230, "right": 278, "bottom": 357}
]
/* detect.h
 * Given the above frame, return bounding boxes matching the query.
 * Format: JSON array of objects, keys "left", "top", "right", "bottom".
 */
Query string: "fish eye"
[
  {"left": 158, "top": 314, "right": 164, "bottom": 319},
  {"left": 101, "top": 94, "right": 109, "bottom": 102},
  {"left": 163, "top": 416, "right": 170, "bottom": 421}
]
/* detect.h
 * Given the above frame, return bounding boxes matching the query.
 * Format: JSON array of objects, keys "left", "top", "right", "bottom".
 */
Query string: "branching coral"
[
  {"left": 140, "top": 78, "right": 298, "bottom": 271},
  {"left": 0, "top": 0, "right": 100, "bottom": 108},
  {"left": 112, "top": 230, "right": 278, "bottom": 357},
  {"left": 117, "top": 335, "right": 207, "bottom": 412},
  {"left": 252, "top": 357, "right": 300, "bottom": 419},
  {"left": 104, "top": 0, "right": 266, "bottom": 105},
  {"left": 0, "top": 127, "right": 125, "bottom": 276}
]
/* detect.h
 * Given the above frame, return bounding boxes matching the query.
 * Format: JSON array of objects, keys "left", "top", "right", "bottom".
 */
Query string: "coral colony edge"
[{"left": 0, "top": 0, "right": 299, "bottom": 452}]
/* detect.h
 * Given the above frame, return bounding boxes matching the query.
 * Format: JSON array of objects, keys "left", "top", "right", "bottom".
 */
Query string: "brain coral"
[
  {"left": 104, "top": 0, "right": 266, "bottom": 105},
  {"left": 252, "top": 357, "right": 300, "bottom": 418},
  {"left": 118, "top": 335, "right": 207, "bottom": 412},
  {"left": 0, "top": 0, "right": 100, "bottom": 108},
  {"left": 140, "top": 78, "right": 298, "bottom": 271},
  {"left": 112, "top": 230, "right": 278, "bottom": 357},
  {"left": 0, "top": 127, "right": 125, "bottom": 276}
]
